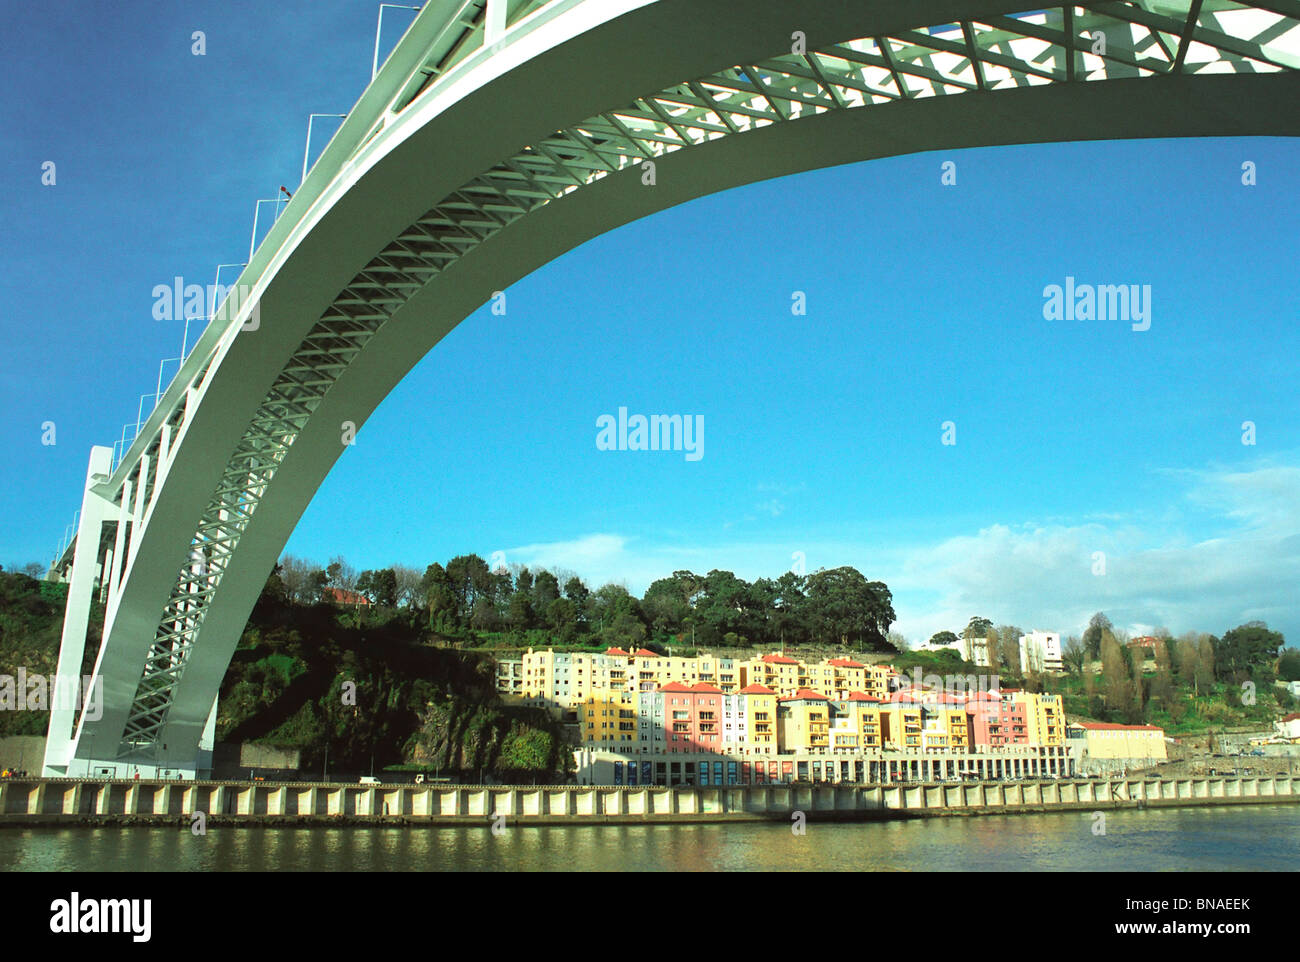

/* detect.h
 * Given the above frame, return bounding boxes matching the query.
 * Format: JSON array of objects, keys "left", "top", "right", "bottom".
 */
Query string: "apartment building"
[
  {"left": 516, "top": 647, "right": 893, "bottom": 716},
  {"left": 1019, "top": 630, "right": 1064, "bottom": 673},
  {"left": 824, "top": 692, "right": 884, "bottom": 752},
  {"left": 577, "top": 689, "right": 638, "bottom": 746},
  {"left": 1015, "top": 690, "right": 1065, "bottom": 747},
  {"left": 777, "top": 690, "right": 831, "bottom": 752},
  {"left": 655, "top": 682, "right": 726, "bottom": 754},
  {"left": 495, "top": 658, "right": 524, "bottom": 703},
  {"left": 576, "top": 678, "right": 1074, "bottom": 768},
  {"left": 1068, "top": 722, "right": 1168, "bottom": 760},
  {"left": 966, "top": 689, "right": 1029, "bottom": 746},
  {"left": 880, "top": 694, "right": 924, "bottom": 750},
  {"left": 729, "top": 684, "right": 779, "bottom": 755}
]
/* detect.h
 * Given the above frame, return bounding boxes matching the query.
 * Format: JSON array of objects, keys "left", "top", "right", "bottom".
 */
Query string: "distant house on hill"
[
  {"left": 1276, "top": 713, "right": 1300, "bottom": 742},
  {"left": 324, "top": 587, "right": 371, "bottom": 607}
]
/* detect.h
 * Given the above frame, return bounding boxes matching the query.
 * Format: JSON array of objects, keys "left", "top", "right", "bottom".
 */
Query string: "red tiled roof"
[
  {"left": 324, "top": 587, "right": 370, "bottom": 606},
  {"left": 760, "top": 653, "right": 799, "bottom": 665},
  {"left": 846, "top": 691, "right": 881, "bottom": 702},
  {"left": 633, "top": 648, "right": 659, "bottom": 658},
  {"left": 605, "top": 647, "right": 631, "bottom": 656},
  {"left": 779, "top": 688, "right": 829, "bottom": 702},
  {"left": 738, "top": 684, "right": 775, "bottom": 695},
  {"left": 658, "top": 682, "right": 694, "bottom": 693},
  {"left": 690, "top": 682, "right": 723, "bottom": 694},
  {"left": 1278, "top": 713, "right": 1300, "bottom": 722},
  {"left": 827, "top": 658, "right": 865, "bottom": 668}
]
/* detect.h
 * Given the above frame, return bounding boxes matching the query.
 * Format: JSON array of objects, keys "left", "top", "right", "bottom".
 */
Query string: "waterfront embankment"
[{"left": 1, "top": 774, "right": 1297, "bottom": 827}]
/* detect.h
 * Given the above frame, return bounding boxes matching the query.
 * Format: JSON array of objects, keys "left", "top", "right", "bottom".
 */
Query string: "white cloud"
[
  {"left": 501, "top": 461, "right": 1299, "bottom": 647},
  {"left": 886, "top": 461, "right": 1300, "bottom": 644}
]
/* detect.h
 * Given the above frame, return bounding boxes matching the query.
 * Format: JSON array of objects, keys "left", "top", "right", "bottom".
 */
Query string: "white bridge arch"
[{"left": 45, "top": 0, "right": 1300, "bottom": 777}]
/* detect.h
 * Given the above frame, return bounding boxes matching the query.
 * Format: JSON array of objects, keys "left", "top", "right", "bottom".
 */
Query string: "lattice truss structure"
[{"left": 115, "top": 0, "right": 1299, "bottom": 759}]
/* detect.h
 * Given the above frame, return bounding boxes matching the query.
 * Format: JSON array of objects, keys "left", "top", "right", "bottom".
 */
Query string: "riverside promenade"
[{"left": 1, "top": 774, "right": 1298, "bottom": 826}]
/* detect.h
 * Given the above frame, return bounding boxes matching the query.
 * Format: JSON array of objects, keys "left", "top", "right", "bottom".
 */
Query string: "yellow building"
[
  {"left": 1070, "top": 722, "right": 1167, "bottom": 760},
  {"left": 1016, "top": 691, "right": 1066, "bottom": 747},
  {"left": 826, "top": 692, "right": 884, "bottom": 751},
  {"left": 924, "top": 697, "right": 970, "bottom": 749},
  {"left": 521, "top": 647, "right": 893, "bottom": 721},
  {"left": 578, "top": 689, "right": 638, "bottom": 745},
  {"left": 742, "top": 653, "right": 803, "bottom": 694},
  {"left": 880, "top": 696, "right": 924, "bottom": 750},
  {"left": 777, "top": 689, "right": 831, "bottom": 752}
]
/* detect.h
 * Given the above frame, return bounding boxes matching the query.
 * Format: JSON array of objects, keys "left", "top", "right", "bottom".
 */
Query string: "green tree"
[
  {"left": 642, "top": 575, "right": 692, "bottom": 636},
  {"left": 371, "top": 568, "right": 398, "bottom": 608},
  {"left": 802, "top": 566, "right": 895, "bottom": 651},
  {"left": 1127, "top": 646, "right": 1145, "bottom": 723},
  {"left": 446, "top": 554, "right": 492, "bottom": 624},
  {"left": 306, "top": 568, "right": 329, "bottom": 604},
  {"left": 545, "top": 597, "right": 577, "bottom": 643},
  {"left": 1083, "top": 612, "right": 1112, "bottom": 661},
  {"left": 1101, "top": 630, "right": 1132, "bottom": 711},
  {"left": 771, "top": 571, "right": 807, "bottom": 647},
  {"left": 1062, "top": 635, "right": 1085, "bottom": 674},
  {"left": 507, "top": 591, "right": 534, "bottom": 631},
  {"left": 470, "top": 596, "right": 501, "bottom": 632},
  {"left": 1279, "top": 648, "right": 1300, "bottom": 682},
  {"left": 996, "top": 625, "right": 1023, "bottom": 673},
  {"left": 532, "top": 570, "right": 560, "bottom": 613},
  {"left": 1215, "top": 622, "right": 1283, "bottom": 680},
  {"left": 563, "top": 577, "right": 591, "bottom": 627},
  {"left": 423, "top": 563, "right": 457, "bottom": 631}
]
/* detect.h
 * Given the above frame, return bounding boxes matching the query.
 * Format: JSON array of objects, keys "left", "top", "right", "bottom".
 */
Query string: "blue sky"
[{"left": 3, "top": 1, "right": 1297, "bottom": 646}]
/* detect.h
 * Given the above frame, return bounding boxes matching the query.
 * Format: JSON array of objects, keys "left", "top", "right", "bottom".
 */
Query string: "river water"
[{"left": 2, "top": 804, "right": 1296, "bottom": 871}]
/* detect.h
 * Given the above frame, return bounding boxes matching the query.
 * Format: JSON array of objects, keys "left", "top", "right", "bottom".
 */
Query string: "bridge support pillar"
[{"left": 43, "top": 446, "right": 115, "bottom": 776}]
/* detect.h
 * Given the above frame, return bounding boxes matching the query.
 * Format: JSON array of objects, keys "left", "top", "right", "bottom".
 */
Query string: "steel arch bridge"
[{"left": 44, "top": 0, "right": 1300, "bottom": 777}]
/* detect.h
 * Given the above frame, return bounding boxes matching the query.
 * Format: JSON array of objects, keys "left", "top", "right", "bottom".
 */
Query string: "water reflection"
[{"left": 1, "top": 805, "right": 1296, "bottom": 872}]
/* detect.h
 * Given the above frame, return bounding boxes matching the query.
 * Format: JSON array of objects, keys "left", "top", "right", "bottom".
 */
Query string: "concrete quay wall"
[{"left": 0, "top": 775, "right": 1297, "bottom": 826}]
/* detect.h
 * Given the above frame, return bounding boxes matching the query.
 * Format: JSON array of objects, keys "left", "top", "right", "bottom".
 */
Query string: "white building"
[
  {"left": 964, "top": 634, "right": 991, "bottom": 668},
  {"left": 918, "top": 638, "right": 967, "bottom": 658},
  {"left": 1276, "top": 713, "right": 1300, "bottom": 742},
  {"left": 1019, "top": 630, "right": 1063, "bottom": 673}
]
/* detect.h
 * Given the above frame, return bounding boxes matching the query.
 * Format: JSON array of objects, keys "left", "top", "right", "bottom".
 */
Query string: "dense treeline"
[
  {"left": 0, "top": 571, "right": 105, "bottom": 736},
  {"left": 272, "top": 554, "right": 899, "bottom": 653},
  {"left": 223, "top": 581, "right": 571, "bottom": 779},
  {"left": 0, "top": 567, "right": 571, "bottom": 779}
]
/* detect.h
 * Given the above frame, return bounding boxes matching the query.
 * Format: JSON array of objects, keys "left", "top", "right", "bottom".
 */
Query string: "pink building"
[
  {"left": 966, "top": 689, "right": 1029, "bottom": 746},
  {"left": 659, "top": 681, "right": 724, "bottom": 753}
]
